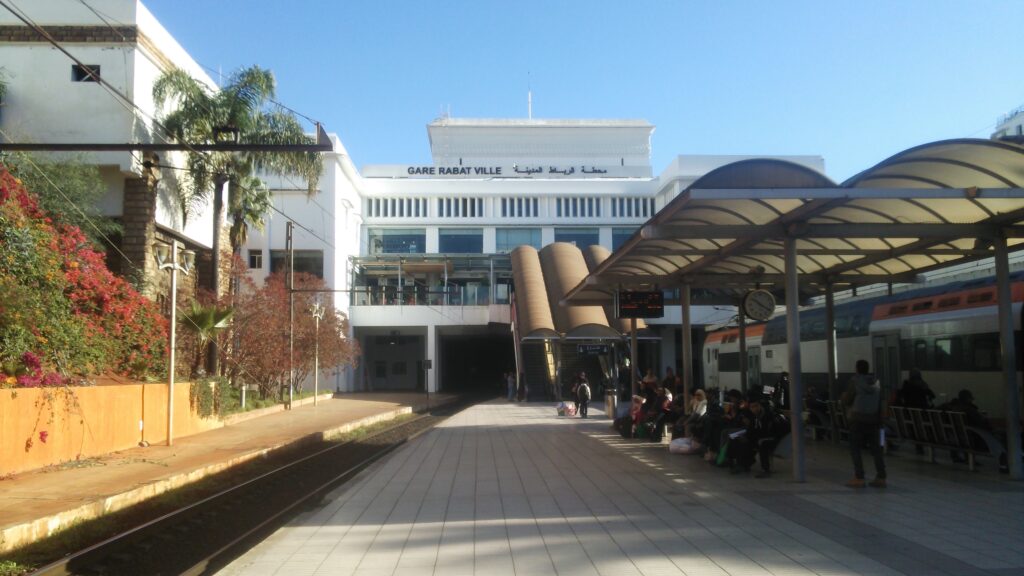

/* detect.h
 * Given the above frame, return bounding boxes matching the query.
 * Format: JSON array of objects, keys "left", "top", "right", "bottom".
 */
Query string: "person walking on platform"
[
  {"left": 577, "top": 373, "right": 591, "bottom": 418},
  {"left": 841, "top": 359, "right": 887, "bottom": 488},
  {"left": 506, "top": 371, "right": 517, "bottom": 401}
]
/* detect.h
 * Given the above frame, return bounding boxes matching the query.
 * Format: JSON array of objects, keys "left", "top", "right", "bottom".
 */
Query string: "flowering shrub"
[{"left": 0, "top": 167, "right": 167, "bottom": 385}]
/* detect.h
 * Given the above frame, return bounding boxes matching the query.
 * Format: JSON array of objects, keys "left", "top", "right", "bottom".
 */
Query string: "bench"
[{"left": 889, "top": 406, "right": 1006, "bottom": 471}]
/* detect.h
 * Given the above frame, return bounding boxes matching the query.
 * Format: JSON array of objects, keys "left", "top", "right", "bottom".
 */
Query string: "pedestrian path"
[
  {"left": 0, "top": 392, "right": 451, "bottom": 554},
  {"left": 220, "top": 400, "right": 1024, "bottom": 576}
]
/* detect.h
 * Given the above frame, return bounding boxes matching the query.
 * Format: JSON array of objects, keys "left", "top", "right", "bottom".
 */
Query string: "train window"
[
  {"left": 937, "top": 297, "right": 960, "bottom": 308},
  {"left": 888, "top": 305, "right": 908, "bottom": 315},
  {"left": 765, "top": 350, "right": 773, "bottom": 359},
  {"left": 967, "top": 291, "right": 993, "bottom": 304},
  {"left": 972, "top": 336, "right": 1000, "bottom": 370},
  {"left": 913, "top": 340, "right": 928, "bottom": 370},
  {"left": 911, "top": 301, "right": 933, "bottom": 312},
  {"left": 714, "top": 350, "right": 718, "bottom": 360},
  {"left": 707, "top": 349, "right": 710, "bottom": 363},
  {"left": 934, "top": 337, "right": 961, "bottom": 370}
]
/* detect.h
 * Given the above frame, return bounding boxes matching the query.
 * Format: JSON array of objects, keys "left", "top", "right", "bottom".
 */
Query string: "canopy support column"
[
  {"left": 994, "top": 235, "right": 1022, "bottom": 480},
  {"left": 738, "top": 306, "right": 748, "bottom": 394},
  {"left": 785, "top": 236, "right": 806, "bottom": 482},
  {"left": 825, "top": 282, "right": 839, "bottom": 443},
  {"left": 630, "top": 317, "right": 638, "bottom": 398},
  {"left": 681, "top": 284, "right": 693, "bottom": 411}
]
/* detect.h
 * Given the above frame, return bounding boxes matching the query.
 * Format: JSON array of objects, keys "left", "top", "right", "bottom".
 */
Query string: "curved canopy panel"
[
  {"left": 565, "top": 144, "right": 1024, "bottom": 305},
  {"left": 844, "top": 139, "right": 1024, "bottom": 190},
  {"left": 510, "top": 246, "right": 559, "bottom": 340},
  {"left": 581, "top": 245, "right": 645, "bottom": 333},
  {"left": 539, "top": 243, "right": 620, "bottom": 339}
]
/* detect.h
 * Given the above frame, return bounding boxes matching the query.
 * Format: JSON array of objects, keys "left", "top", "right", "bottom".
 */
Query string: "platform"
[
  {"left": 220, "top": 400, "right": 1024, "bottom": 576},
  {"left": 0, "top": 392, "right": 452, "bottom": 554}
]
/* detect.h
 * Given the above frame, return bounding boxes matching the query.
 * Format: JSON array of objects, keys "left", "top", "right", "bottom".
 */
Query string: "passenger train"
[{"left": 703, "top": 272, "right": 1024, "bottom": 418}]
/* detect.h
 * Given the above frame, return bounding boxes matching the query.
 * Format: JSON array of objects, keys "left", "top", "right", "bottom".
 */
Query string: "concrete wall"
[{"left": 0, "top": 382, "right": 222, "bottom": 477}]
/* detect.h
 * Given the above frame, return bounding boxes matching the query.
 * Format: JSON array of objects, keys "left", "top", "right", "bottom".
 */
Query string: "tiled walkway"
[{"left": 220, "top": 401, "right": 1024, "bottom": 576}]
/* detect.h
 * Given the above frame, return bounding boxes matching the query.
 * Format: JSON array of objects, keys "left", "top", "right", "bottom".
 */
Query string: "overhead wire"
[{"left": 0, "top": 1, "right": 342, "bottom": 386}]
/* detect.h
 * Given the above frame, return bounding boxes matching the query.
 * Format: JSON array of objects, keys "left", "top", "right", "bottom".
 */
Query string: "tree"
[
  {"left": 152, "top": 65, "right": 322, "bottom": 297},
  {"left": 179, "top": 301, "right": 233, "bottom": 378},
  {"left": 226, "top": 271, "right": 356, "bottom": 400},
  {"left": 2, "top": 152, "right": 121, "bottom": 249},
  {"left": 153, "top": 65, "right": 322, "bottom": 375}
]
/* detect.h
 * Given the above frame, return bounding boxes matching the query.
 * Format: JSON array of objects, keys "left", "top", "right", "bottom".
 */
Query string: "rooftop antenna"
[{"left": 527, "top": 72, "right": 533, "bottom": 119}]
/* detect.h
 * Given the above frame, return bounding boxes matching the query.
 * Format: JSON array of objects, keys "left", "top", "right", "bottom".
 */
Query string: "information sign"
[{"left": 616, "top": 290, "right": 665, "bottom": 319}]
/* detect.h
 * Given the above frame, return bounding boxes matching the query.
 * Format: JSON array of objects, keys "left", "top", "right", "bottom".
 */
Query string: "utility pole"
[
  {"left": 311, "top": 300, "right": 325, "bottom": 406},
  {"left": 286, "top": 222, "right": 294, "bottom": 409}
]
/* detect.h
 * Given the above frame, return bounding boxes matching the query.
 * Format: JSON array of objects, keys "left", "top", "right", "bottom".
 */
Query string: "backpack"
[{"left": 578, "top": 382, "right": 591, "bottom": 401}]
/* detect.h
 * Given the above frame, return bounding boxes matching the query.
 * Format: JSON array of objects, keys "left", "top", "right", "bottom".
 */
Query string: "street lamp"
[
  {"left": 154, "top": 241, "right": 195, "bottom": 446},
  {"left": 310, "top": 300, "right": 326, "bottom": 406}
]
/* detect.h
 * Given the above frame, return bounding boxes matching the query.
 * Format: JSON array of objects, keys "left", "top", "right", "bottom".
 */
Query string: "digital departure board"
[{"left": 616, "top": 290, "right": 665, "bottom": 319}]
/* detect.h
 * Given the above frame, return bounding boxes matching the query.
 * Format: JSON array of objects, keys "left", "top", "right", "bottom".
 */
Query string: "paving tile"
[{"left": 216, "top": 401, "right": 1024, "bottom": 576}]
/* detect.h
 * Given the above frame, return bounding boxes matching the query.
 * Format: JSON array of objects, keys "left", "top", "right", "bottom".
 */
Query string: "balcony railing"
[{"left": 351, "top": 284, "right": 509, "bottom": 307}]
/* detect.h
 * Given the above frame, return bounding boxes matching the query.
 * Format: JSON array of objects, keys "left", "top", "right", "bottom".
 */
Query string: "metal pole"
[
  {"left": 287, "top": 222, "right": 294, "bottom": 409},
  {"left": 681, "top": 284, "right": 693, "bottom": 411},
  {"left": 825, "top": 282, "right": 839, "bottom": 443},
  {"left": 311, "top": 302, "right": 324, "bottom": 407},
  {"left": 630, "top": 317, "right": 638, "bottom": 398},
  {"left": 785, "top": 236, "right": 806, "bottom": 482},
  {"left": 167, "top": 242, "right": 178, "bottom": 446},
  {"left": 738, "top": 306, "right": 748, "bottom": 394},
  {"left": 994, "top": 235, "right": 1022, "bottom": 480}
]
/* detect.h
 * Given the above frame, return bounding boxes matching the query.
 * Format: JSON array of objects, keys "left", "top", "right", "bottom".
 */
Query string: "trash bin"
[{"left": 605, "top": 388, "right": 618, "bottom": 418}]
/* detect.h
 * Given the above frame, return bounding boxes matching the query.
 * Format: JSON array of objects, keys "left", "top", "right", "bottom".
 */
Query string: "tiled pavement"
[{"left": 219, "top": 401, "right": 1024, "bottom": 576}]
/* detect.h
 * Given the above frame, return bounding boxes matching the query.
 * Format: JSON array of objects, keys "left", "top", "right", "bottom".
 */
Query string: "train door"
[
  {"left": 705, "top": 344, "right": 719, "bottom": 391},
  {"left": 872, "top": 332, "right": 900, "bottom": 396},
  {"left": 746, "top": 346, "right": 762, "bottom": 393}
]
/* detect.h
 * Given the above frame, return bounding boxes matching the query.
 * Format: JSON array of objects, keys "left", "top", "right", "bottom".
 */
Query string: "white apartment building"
[{"left": 0, "top": 0, "right": 216, "bottom": 297}]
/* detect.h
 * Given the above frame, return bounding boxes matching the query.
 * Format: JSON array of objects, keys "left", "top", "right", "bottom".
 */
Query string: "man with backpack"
[
  {"left": 577, "top": 372, "right": 591, "bottom": 419},
  {"left": 841, "top": 359, "right": 887, "bottom": 488}
]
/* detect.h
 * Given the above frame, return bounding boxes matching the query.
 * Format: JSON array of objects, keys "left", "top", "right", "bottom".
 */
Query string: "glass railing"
[{"left": 351, "top": 285, "right": 509, "bottom": 306}]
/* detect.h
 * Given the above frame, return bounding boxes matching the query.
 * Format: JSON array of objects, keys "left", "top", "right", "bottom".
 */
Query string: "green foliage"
[
  {"left": 0, "top": 167, "right": 167, "bottom": 385},
  {"left": 189, "top": 377, "right": 234, "bottom": 418},
  {"left": 179, "top": 302, "right": 233, "bottom": 377},
  {"left": 2, "top": 152, "right": 120, "bottom": 249}
]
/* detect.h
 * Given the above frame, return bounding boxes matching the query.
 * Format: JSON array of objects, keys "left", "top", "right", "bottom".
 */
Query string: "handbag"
[{"left": 716, "top": 439, "right": 730, "bottom": 466}]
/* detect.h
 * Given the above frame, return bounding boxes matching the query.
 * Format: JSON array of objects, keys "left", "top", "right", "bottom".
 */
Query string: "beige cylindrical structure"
[
  {"left": 539, "top": 243, "right": 619, "bottom": 338},
  {"left": 581, "top": 245, "right": 647, "bottom": 334},
  {"left": 510, "top": 246, "right": 559, "bottom": 339}
]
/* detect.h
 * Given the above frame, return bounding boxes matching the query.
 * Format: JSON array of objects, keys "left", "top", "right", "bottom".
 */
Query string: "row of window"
[
  {"left": 366, "top": 198, "right": 428, "bottom": 218},
  {"left": 902, "top": 334, "right": 1022, "bottom": 372},
  {"left": 555, "top": 197, "right": 602, "bottom": 218},
  {"left": 364, "top": 196, "right": 657, "bottom": 219},
  {"left": 438, "top": 197, "right": 484, "bottom": 218},
  {"left": 364, "top": 227, "right": 640, "bottom": 255},
  {"left": 501, "top": 197, "right": 539, "bottom": 218},
  {"left": 247, "top": 249, "right": 325, "bottom": 279}
]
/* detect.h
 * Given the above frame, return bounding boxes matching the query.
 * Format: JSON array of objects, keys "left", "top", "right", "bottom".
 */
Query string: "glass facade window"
[
  {"left": 555, "top": 228, "right": 599, "bottom": 248},
  {"left": 496, "top": 228, "right": 542, "bottom": 252},
  {"left": 612, "top": 228, "right": 636, "bottom": 250},
  {"left": 438, "top": 228, "right": 483, "bottom": 253},
  {"left": 269, "top": 249, "right": 324, "bottom": 278},
  {"left": 368, "top": 228, "right": 426, "bottom": 254}
]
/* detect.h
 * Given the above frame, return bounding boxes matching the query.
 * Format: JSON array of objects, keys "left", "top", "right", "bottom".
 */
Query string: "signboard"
[
  {"left": 616, "top": 290, "right": 665, "bottom": 319},
  {"left": 578, "top": 344, "right": 610, "bottom": 356}
]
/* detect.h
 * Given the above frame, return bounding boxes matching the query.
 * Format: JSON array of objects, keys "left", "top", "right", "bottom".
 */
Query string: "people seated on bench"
[
  {"left": 643, "top": 387, "right": 674, "bottom": 442},
  {"left": 702, "top": 389, "right": 745, "bottom": 462},
  {"left": 614, "top": 395, "right": 646, "bottom": 439},
  {"left": 939, "top": 389, "right": 992, "bottom": 463},
  {"left": 727, "top": 394, "right": 791, "bottom": 478},
  {"left": 672, "top": 389, "right": 708, "bottom": 440},
  {"left": 895, "top": 369, "right": 934, "bottom": 454}
]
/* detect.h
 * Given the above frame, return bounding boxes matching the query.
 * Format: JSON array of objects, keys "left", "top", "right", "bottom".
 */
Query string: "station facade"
[{"left": 244, "top": 117, "right": 825, "bottom": 395}]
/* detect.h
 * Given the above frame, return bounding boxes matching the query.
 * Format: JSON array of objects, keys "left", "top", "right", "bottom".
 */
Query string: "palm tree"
[
  {"left": 153, "top": 66, "right": 322, "bottom": 298},
  {"left": 179, "top": 301, "right": 233, "bottom": 377}
]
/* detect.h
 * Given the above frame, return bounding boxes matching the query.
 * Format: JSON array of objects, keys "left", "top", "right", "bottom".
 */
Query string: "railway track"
[{"left": 29, "top": 396, "right": 475, "bottom": 576}]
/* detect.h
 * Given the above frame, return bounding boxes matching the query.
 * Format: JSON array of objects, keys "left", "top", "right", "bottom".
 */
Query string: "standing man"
[
  {"left": 577, "top": 373, "right": 591, "bottom": 419},
  {"left": 841, "top": 359, "right": 887, "bottom": 488},
  {"left": 506, "top": 371, "right": 517, "bottom": 401}
]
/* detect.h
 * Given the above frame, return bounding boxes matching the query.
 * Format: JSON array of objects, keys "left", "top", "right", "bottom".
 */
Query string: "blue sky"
[{"left": 142, "top": 0, "right": 1024, "bottom": 182}]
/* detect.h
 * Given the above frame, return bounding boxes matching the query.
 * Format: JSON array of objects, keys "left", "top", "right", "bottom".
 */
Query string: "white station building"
[{"left": 244, "top": 116, "right": 825, "bottom": 396}]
